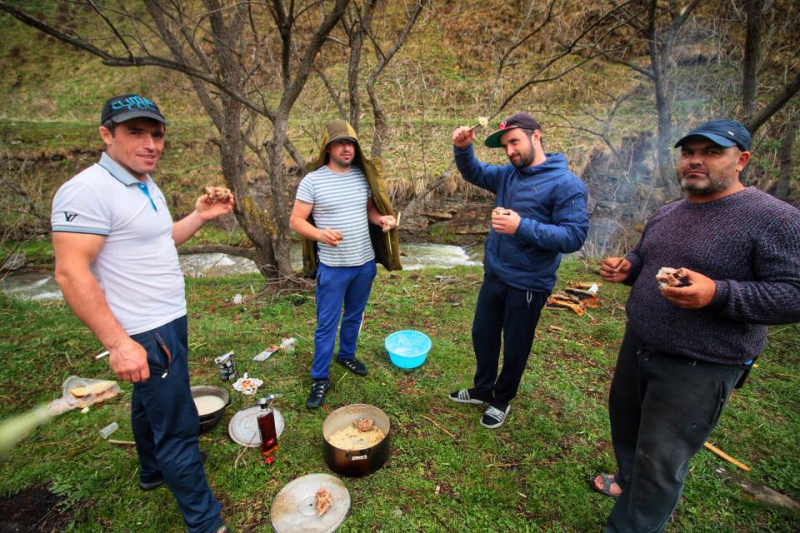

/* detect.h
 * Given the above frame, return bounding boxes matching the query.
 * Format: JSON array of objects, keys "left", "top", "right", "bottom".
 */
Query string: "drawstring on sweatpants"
[{"left": 526, "top": 291, "right": 532, "bottom": 309}]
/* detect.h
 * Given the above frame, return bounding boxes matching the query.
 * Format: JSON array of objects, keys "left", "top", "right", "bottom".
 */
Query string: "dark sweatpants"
[
  {"left": 605, "top": 327, "right": 744, "bottom": 533},
  {"left": 131, "top": 316, "right": 223, "bottom": 533},
  {"left": 471, "top": 275, "right": 548, "bottom": 407}
]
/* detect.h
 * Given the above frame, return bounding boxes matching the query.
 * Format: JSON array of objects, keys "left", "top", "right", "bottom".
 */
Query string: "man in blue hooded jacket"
[{"left": 449, "top": 113, "right": 589, "bottom": 428}]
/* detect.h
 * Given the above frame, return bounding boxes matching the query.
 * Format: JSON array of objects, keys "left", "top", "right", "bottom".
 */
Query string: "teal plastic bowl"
[{"left": 385, "top": 330, "right": 432, "bottom": 370}]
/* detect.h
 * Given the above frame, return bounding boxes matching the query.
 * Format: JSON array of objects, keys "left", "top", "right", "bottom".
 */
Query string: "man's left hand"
[
  {"left": 492, "top": 209, "right": 521, "bottom": 234},
  {"left": 659, "top": 268, "right": 716, "bottom": 309},
  {"left": 196, "top": 194, "right": 234, "bottom": 222}
]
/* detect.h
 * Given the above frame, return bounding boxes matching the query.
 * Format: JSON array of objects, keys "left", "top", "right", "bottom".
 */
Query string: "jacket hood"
[
  {"left": 307, "top": 120, "right": 364, "bottom": 173},
  {"left": 517, "top": 153, "right": 569, "bottom": 175}
]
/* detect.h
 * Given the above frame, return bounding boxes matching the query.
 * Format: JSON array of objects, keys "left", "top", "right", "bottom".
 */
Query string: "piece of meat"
[
  {"left": 656, "top": 267, "right": 691, "bottom": 288},
  {"left": 315, "top": 487, "right": 334, "bottom": 517},
  {"left": 204, "top": 185, "right": 233, "bottom": 203},
  {"left": 352, "top": 418, "right": 375, "bottom": 432}
]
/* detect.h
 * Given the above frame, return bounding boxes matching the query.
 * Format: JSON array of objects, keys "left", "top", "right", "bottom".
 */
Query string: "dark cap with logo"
[
  {"left": 101, "top": 94, "right": 168, "bottom": 126},
  {"left": 484, "top": 112, "right": 542, "bottom": 148},
  {"left": 674, "top": 119, "right": 750, "bottom": 151}
]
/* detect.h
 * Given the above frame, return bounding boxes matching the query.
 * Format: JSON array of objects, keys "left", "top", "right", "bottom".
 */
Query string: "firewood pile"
[{"left": 546, "top": 282, "right": 601, "bottom": 316}]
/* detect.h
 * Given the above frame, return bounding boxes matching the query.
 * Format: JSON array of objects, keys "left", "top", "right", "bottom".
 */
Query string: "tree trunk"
[
  {"left": 265, "top": 114, "right": 296, "bottom": 279},
  {"left": 776, "top": 114, "right": 799, "bottom": 201},
  {"left": 347, "top": 1, "right": 378, "bottom": 132},
  {"left": 653, "top": 68, "right": 674, "bottom": 192},
  {"left": 218, "top": 104, "right": 279, "bottom": 279},
  {"left": 367, "top": 82, "right": 388, "bottom": 159},
  {"left": 742, "top": 0, "right": 762, "bottom": 123},
  {"left": 650, "top": 37, "right": 676, "bottom": 194}
]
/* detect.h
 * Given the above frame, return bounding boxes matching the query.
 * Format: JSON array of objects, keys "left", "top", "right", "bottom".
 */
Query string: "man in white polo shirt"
[
  {"left": 290, "top": 120, "right": 400, "bottom": 409},
  {"left": 51, "top": 94, "right": 233, "bottom": 533}
]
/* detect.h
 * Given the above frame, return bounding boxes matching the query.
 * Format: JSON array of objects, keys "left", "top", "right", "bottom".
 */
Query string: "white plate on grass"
[{"left": 228, "top": 405, "right": 284, "bottom": 447}]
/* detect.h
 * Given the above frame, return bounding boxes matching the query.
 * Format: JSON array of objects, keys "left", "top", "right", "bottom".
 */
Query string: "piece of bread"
[
  {"left": 69, "top": 380, "right": 117, "bottom": 399},
  {"left": 204, "top": 185, "right": 233, "bottom": 203},
  {"left": 656, "top": 267, "right": 691, "bottom": 288},
  {"left": 492, "top": 207, "right": 511, "bottom": 216}
]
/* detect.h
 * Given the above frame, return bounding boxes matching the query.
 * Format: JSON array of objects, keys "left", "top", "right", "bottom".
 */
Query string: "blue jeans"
[
  {"left": 131, "top": 316, "right": 223, "bottom": 533},
  {"left": 605, "top": 327, "right": 744, "bottom": 533},
  {"left": 312, "top": 260, "right": 377, "bottom": 380}
]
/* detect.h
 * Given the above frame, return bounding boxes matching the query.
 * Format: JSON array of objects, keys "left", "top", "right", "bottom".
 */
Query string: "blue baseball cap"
[
  {"left": 674, "top": 119, "right": 750, "bottom": 151},
  {"left": 101, "top": 94, "right": 167, "bottom": 126}
]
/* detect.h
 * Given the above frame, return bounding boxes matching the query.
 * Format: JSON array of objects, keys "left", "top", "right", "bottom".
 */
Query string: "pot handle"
[{"left": 346, "top": 448, "right": 371, "bottom": 461}]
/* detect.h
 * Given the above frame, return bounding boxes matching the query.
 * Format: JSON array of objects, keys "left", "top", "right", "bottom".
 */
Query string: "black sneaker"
[
  {"left": 480, "top": 403, "right": 511, "bottom": 429},
  {"left": 448, "top": 388, "right": 490, "bottom": 405},
  {"left": 306, "top": 379, "right": 331, "bottom": 409},
  {"left": 215, "top": 525, "right": 234, "bottom": 533},
  {"left": 139, "top": 478, "right": 164, "bottom": 491},
  {"left": 336, "top": 357, "right": 368, "bottom": 376}
]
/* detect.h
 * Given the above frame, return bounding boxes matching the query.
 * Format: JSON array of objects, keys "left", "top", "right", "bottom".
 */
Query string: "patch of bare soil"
[{"left": 0, "top": 486, "right": 73, "bottom": 533}]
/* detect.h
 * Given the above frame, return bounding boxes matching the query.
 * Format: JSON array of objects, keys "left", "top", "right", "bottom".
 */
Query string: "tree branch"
[{"left": 745, "top": 71, "right": 800, "bottom": 135}]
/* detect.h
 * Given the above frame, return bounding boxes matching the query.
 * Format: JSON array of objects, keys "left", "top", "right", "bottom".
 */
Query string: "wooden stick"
[
  {"left": 107, "top": 439, "right": 136, "bottom": 446},
  {"left": 704, "top": 441, "right": 751, "bottom": 471},
  {"left": 422, "top": 415, "right": 457, "bottom": 440}
]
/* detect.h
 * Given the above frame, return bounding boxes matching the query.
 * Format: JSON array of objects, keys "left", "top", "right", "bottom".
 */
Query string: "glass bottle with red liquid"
[{"left": 257, "top": 397, "right": 278, "bottom": 464}]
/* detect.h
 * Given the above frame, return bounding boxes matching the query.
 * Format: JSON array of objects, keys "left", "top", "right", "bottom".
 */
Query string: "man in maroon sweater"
[{"left": 591, "top": 120, "right": 800, "bottom": 532}]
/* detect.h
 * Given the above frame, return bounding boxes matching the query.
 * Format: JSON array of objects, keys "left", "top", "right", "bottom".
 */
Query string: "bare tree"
[
  {"left": 739, "top": 0, "right": 800, "bottom": 135},
  {"left": 595, "top": 0, "right": 701, "bottom": 193},
  {"left": 316, "top": 0, "right": 426, "bottom": 158},
  {"left": 402, "top": 0, "right": 638, "bottom": 218},
  {"left": 0, "top": 0, "right": 422, "bottom": 282}
]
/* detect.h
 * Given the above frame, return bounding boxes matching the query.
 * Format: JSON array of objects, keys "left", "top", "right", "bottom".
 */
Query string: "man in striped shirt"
[{"left": 290, "top": 120, "right": 397, "bottom": 408}]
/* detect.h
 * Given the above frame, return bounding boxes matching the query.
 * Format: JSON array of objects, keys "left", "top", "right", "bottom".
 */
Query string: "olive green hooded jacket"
[{"left": 301, "top": 120, "right": 402, "bottom": 277}]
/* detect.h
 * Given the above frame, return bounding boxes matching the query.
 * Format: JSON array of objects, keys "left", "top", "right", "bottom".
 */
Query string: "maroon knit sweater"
[{"left": 623, "top": 187, "right": 800, "bottom": 365}]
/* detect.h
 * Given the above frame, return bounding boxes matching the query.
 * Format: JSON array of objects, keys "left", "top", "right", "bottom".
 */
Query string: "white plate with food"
[{"left": 270, "top": 473, "right": 350, "bottom": 533}]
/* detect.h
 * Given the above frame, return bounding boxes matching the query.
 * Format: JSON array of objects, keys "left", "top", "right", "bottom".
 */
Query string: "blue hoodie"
[{"left": 454, "top": 144, "right": 589, "bottom": 292}]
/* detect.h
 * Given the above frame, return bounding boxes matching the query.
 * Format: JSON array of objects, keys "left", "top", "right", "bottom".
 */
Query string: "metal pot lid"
[
  {"left": 270, "top": 473, "right": 350, "bottom": 533},
  {"left": 228, "top": 405, "right": 285, "bottom": 447}
]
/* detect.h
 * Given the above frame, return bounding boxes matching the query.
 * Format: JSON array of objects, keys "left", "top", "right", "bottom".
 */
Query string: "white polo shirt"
[{"left": 51, "top": 152, "right": 186, "bottom": 335}]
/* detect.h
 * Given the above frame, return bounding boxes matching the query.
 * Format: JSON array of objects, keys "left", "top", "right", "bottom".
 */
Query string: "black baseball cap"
[
  {"left": 484, "top": 112, "right": 542, "bottom": 148},
  {"left": 674, "top": 119, "right": 750, "bottom": 151},
  {"left": 100, "top": 94, "right": 168, "bottom": 126}
]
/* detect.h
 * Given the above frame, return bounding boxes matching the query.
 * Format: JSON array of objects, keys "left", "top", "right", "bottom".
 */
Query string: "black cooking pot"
[
  {"left": 322, "top": 404, "right": 391, "bottom": 477},
  {"left": 190, "top": 385, "right": 230, "bottom": 433}
]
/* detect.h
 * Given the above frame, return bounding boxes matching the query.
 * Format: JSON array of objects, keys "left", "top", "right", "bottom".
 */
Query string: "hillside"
[{"left": 0, "top": 0, "right": 798, "bottom": 262}]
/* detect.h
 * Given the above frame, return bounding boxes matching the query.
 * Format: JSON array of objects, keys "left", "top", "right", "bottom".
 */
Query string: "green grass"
[{"left": 1, "top": 259, "right": 798, "bottom": 531}]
